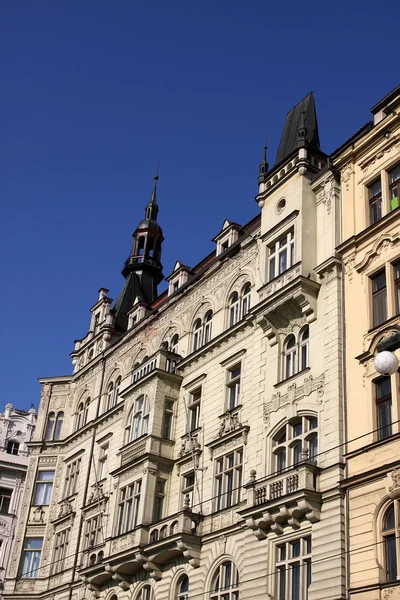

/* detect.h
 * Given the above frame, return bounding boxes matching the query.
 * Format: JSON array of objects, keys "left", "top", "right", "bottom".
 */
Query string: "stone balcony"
[
  {"left": 238, "top": 461, "right": 321, "bottom": 539},
  {"left": 78, "top": 507, "right": 202, "bottom": 591},
  {"left": 117, "top": 434, "right": 175, "bottom": 470},
  {"left": 131, "top": 348, "right": 180, "bottom": 384}
]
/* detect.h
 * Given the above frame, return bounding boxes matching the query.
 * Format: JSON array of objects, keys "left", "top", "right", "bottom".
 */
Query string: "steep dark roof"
[
  {"left": 275, "top": 92, "right": 320, "bottom": 165},
  {"left": 112, "top": 272, "right": 145, "bottom": 331}
]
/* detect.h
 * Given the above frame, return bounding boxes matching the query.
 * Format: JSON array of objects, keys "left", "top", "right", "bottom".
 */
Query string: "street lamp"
[{"left": 374, "top": 350, "right": 399, "bottom": 376}]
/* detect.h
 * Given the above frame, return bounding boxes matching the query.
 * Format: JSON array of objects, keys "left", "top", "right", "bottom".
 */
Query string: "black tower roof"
[{"left": 275, "top": 92, "right": 320, "bottom": 165}]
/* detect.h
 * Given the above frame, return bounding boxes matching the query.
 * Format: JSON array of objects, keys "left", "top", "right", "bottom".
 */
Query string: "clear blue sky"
[{"left": 1, "top": 1, "right": 399, "bottom": 411}]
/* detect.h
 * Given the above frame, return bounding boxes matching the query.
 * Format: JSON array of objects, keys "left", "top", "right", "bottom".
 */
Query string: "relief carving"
[{"left": 263, "top": 374, "right": 325, "bottom": 424}]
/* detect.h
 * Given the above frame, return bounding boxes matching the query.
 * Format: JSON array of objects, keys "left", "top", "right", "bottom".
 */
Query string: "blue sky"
[{"left": 1, "top": 0, "right": 399, "bottom": 411}]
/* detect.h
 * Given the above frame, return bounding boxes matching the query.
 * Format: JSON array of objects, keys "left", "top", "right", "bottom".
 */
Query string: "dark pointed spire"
[
  {"left": 258, "top": 139, "right": 269, "bottom": 185},
  {"left": 275, "top": 92, "right": 320, "bottom": 165},
  {"left": 145, "top": 165, "right": 159, "bottom": 221}
]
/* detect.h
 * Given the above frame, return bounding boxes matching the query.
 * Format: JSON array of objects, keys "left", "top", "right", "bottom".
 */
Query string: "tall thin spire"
[
  {"left": 258, "top": 139, "right": 269, "bottom": 185},
  {"left": 146, "top": 165, "right": 160, "bottom": 221}
]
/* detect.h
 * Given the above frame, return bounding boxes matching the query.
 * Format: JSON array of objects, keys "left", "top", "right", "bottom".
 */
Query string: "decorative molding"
[
  {"left": 355, "top": 233, "right": 400, "bottom": 274},
  {"left": 264, "top": 373, "right": 325, "bottom": 425}
]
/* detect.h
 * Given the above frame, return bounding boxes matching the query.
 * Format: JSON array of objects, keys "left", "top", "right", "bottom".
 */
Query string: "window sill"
[
  {"left": 274, "top": 367, "right": 310, "bottom": 388},
  {"left": 218, "top": 405, "right": 243, "bottom": 418},
  {"left": 181, "top": 426, "right": 202, "bottom": 439}
]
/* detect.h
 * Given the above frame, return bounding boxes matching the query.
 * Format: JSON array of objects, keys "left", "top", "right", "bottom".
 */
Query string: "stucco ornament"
[
  {"left": 387, "top": 469, "right": 400, "bottom": 499},
  {"left": 374, "top": 351, "right": 399, "bottom": 376}
]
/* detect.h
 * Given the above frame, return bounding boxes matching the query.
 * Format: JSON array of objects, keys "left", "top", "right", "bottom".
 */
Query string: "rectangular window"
[
  {"left": 162, "top": 400, "right": 174, "bottom": 439},
  {"left": 376, "top": 377, "right": 392, "bottom": 440},
  {"left": 188, "top": 388, "right": 201, "bottom": 431},
  {"left": 215, "top": 449, "right": 243, "bottom": 511},
  {"left": 33, "top": 471, "right": 54, "bottom": 506},
  {"left": 64, "top": 459, "right": 81, "bottom": 498},
  {"left": 269, "top": 230, "right": 295, "bottom": 280},
  {"left": 0, "top": 488, "right": 12, "bottom": 514},
  {"left": 181, "top": 471, "right": 195, "bottom": 509},
  {"left": 371, "top": 270, "right": 387, "bottom": 327},
  {"left": 84, "top": 515, "right": 103, "bottom": 549},
  {"left": 117, "top": 480, "right": 141, "bottom": 535},
  {"left": 51, "top": 528, "right": 70, "bottom": 574},
  {"left": 97, "top": 444, "right": 109, "bottom": 481},
  {"left": 394, "top": 261, "right": 400, "bottom": 315},
  {"left": 276, "top": 537, "right": 311, "bottom": 600},
  {"left": 153, "top": 479, "right": 166, "bottom": 522},
  {"left": 20, "top": 537, "right": 43, "bottom": 578},
  {"left": 368, "top": 178, "right": 383, "bottom": 224},
  {"left": 389, "top": 164, "right": 400, "bottom": 210},
  {"left": 226, "top": 365, "right": 241, "bottom": 410}
]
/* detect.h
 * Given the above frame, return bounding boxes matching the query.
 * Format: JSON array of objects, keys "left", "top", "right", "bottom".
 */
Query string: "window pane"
[
  {"left": 291, "top": 562, "right": 300, "bottom": 600},
  {"left": 279, "top": 249, "right": 287, "bottom": 274},
  {"left": 385, "top": 505, "right": 395, "bottom": 530},
  {"left": 386, "top": 534, "right": 397, "bottom": 581},
  {"left": 278, "top": 566, "right": 286, "bottom": 600}
]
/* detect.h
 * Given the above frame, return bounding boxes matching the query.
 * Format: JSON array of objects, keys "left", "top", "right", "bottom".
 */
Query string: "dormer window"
[
  {"left": 214, "top": 220, "right": 241, "bottom": 256},
  {"left": 167, "top": 262, "right": 191, "bottom": 297}
]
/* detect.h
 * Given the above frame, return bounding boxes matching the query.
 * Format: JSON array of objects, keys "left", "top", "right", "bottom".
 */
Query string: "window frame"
[
  {"left": 214, "top": 448, "right": 243, "bottom": 512},
  {"left": 20, "top": 537, "right": 43, "bottom": 579},
  {"left": 273, "top": 416, "right": 319, "bottom": 473},
  {"left": 6, "top": 440, "right": 19, "bottom": 455},
  {"left": 371, "top": 269, "right": 388, "bottom": 327},
  {"left": 97, "top": 443, "right": 109, "bottom": 481},
  {"left": 0, "top": 487, "right": 12, "bottom": 514},
  {"left": 229, "top": 292, "right": 240, "bottom": 327},
  {"left": 177, "top": 574, "right": 189, "bottom": 600},
  {"left": 33, "top": 470, "right": 55, "bottom": 506},
  {"left": 368, "top": 177, "right": 383, "bottom": 225},
  {"left": 210, "top": 560, "right": 240, "bottom": 600},
  {"left": 188, "top": 387, "right": 202, "bottom": 432},
  {"left": 117, "top": 479, "right": 142, "bottom": 535},
  {"left": 269, "top": 229, "right": 295, "bottom": 280},
  {"left": 64, "top": 458, "right": 81, "bottom": 498},
  {"left": 275, "top": 536, "right": 312, "bottom": 600},
  {"left": 389, "top": 164, "right": 400, "bottom": 211},
  {"left": 153, "top": 478, "right": 166, "bottom": 522},
  {"left": 375, "top": 376, "right": 393, "bottom": 441},
  {"left": 226, "top": 364, "right": 242, "bottom": 411},
  {"left": 162, "top": 399, "right": 174, "bottom": 439},
  {"left": 51, "top": 527, "right": 70, "bottom": 574}
]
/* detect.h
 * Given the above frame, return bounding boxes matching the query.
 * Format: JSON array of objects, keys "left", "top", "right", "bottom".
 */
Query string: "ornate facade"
[
  {"left": 0, "top": 403, "right": 36, "bottom": 596},
  {"left": 336, "top": 84, "right": 400, "bottom": 599},
  {"left": 4, "top": 92, "right": 348, "bottom": 600}
]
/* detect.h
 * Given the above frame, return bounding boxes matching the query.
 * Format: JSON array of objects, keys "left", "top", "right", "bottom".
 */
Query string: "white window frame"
[
  {"left": 204, "top": 311, "right": 213, "bottom": 344},
  {"left": 51, "top": 527, "right": 70, "bottom": 574},
  {"left": 229, "top": 292, "right": 240, "bottom": 327},
  {"left": 153, "top": 478, "right": 166, "bottom": 522},
  {"left": 98, "top": 444, "right": 109, "bottom": 481},
  {"left": 273, "top": 416, "right": 318, "bottom": 473},
  {"left": 214, "top": 449, "right": 243, "bottom": 511},
  {"left": 241, "top": 283, "right": 251, "bottom": 317},
  {"left": 84, "top": 514, "right": 104, "bottom": 549},
  {"left": 64, "top": 459, "right": 81, "bottom": 498},
  {"left": 177, "top": 575, "right": 189, "bottom": 600},
  {"left": 210, "top": 560, "right": 240, "bottom": 600},
  {"left": 275, "top": 536, "right": 312, "bottom": 600},
  {"left": 117, "top": 480, "right": 142, "bottom": 535},
  {"left": 269, "top": 229, "right": 295, "bottom": 280},
  {"left": 162, "top": 399, "right": 174, "bottom": 439},
  {"left": 20, "top": 537, "right": 43, "bottom": 578},
  {"left": 181, "top": 471, "right": 195, "bottom": 509},
  {"left": 188, "top": 387, "right": 202, "bottom": 431},
  {"left": 226, "top": 364, "right": 241, "bottom": 410},
  {"left": 33, "top": 471, "right": 54, "bottom": 506}
]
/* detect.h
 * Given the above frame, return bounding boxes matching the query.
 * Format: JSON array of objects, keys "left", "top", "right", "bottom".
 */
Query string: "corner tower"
[{"left": 113, "top": 172, "right": 164, "bottom": 330}]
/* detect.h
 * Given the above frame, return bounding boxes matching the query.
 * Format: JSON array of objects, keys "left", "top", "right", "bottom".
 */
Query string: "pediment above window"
[{"left": 206, "top": 414, "right": 249, "bottom": 458}]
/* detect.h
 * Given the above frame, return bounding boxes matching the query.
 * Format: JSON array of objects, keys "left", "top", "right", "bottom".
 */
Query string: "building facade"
[
  {"left": 335, "top": 85, "right": 400, "bottom": 600},
  {"left": 0, "top": 403, "right": 36, "bottom": 596},
  {"left": 4, "top": 93, "right": 347, "bottom": 600}
]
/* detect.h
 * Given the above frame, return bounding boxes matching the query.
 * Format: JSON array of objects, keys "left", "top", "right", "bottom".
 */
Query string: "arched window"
[
  {"left": 300, "top": 326, "right": 310, "bottom": 370},
  {"left": 273, "top": 416, "right": 318, "bottom": 472},
  {"left": 177, "top": 574, "right": 189, "bottom": 600},
  {"left": 54, "top": 412, "right": 64, "bottom": 440},
  {"left": 241, "top": 283, "right": 251, "bottom": 317},
  {"left": 229, "top": 292, "right": 240, "bottom": 327},
  {"left": 6, "top": 440, "right": 19, "bottom": 456},
  {"left": 211, "top": 561, "right": 239, "bottom": 600},
  {"left": 284, "top": 335, "right": 297, "bottom": 379},
  {"left": 193, "top": 319, "right": 203, "bottom": 351},
  {"left": 45, "top": 413, "right": 55, "bottom": 440},
  {"left": 204, "top": 311, "right": 213, "bottom": 344},
  {"left": 125, "top": 395, "right": 151, "bottom": 444},
  {"left": 171, "top": 334, "right": 179, "bottom": 353},
  {"left": 76, "top": 403, "right": 84, "bottom": 430},
  {"left": 107, "top": 382, "right": 114, "bottom": 410},
  {"left": 136, "top": 586, "right": 153, "bottom": 600},
  {"left": 383, "top": 502, "right": 398, "bottom": 582},
  {"left": 115, "top": 376, "right": 121, "bottom": 403},
  {"left": 76, "top": 399, "right": 90, "bottom": 431}
]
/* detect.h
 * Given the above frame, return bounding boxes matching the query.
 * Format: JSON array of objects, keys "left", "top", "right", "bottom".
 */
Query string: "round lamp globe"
[{"left": 374, "top": 351, "right": 399, "bottom": 376}]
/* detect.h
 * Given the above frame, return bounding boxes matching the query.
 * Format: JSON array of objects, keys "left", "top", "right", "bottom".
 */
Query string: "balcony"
[
  {"left": 238, "top": 461, "right": 321, "bottom": 539},
  {"left": 117, "top": 434, "right": 174, "bottom": 471},
  {"left": 79, "top": 508, "right": 202, "bottom": 590},
  {"left": 131, "top": 348, "right": 180, "bottom": 385}
]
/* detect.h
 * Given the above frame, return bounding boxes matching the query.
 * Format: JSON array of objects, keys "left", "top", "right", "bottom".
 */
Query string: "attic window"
[
  {"left": 221, "top": 241, "right": 229, "bottom": 252},
  {"left": 173, "top": 282, "right": 179, "bottom": 292}
]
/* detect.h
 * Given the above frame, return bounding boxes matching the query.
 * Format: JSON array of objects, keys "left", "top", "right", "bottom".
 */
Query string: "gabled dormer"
[
  {"left": 166, "top": 261, "right": 191, "bottom": 296},
  {"left": 213, "top": 220, "right": 241, "bottom": 256},
  {"left": 127, "top": 296, "right": 150, "bottom": 329},
  {"left": 71, "top": 288, "right": 115, "bottom": 373}
]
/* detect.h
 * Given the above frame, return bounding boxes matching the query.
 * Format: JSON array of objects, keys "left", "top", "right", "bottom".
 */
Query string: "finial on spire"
[
  {"left": 297, "top": 111, "right": 308, "bottom": 148},
  {"left": 258, "top": 138, "right": 269, "bottom": 185},
  {"left": 149, "top": 163, "right": 159, "bottom": 207}
]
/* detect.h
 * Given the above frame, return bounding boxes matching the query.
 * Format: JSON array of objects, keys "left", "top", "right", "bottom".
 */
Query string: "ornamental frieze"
[{"left": 263, "top": 373, "right": 325, "bottom": 426}]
